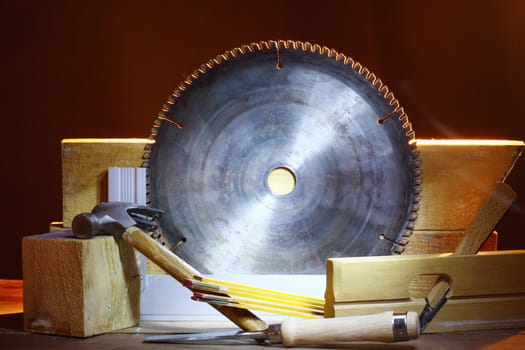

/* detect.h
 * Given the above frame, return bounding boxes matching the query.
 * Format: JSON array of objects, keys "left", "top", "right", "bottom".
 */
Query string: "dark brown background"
[{"left": 1, "top": 1, "right": 524, "bottom": 279}]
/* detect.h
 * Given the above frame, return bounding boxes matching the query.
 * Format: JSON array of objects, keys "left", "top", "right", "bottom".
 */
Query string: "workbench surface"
[{"left": 1, "top": 315, "right": 524, "bottom": 350}]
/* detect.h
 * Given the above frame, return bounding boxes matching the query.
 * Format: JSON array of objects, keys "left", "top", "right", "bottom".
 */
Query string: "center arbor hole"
[{"left": 267, "top": 167, "right": 296, "bottom": 196}]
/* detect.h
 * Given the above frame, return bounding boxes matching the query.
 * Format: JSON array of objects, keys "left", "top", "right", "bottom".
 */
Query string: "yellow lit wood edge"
[
  {"left": 61, "top": 138, "right": 154, "bottom": 144},
  {"left": 413, "top": 139, "right": 524, "bottom": 146}
]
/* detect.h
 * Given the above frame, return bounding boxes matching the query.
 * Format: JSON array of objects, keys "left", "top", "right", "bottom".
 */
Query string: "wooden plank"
[
  {"left": 61, "top": 138, "right": 153, "bottom": 227},
  {"left": 329, "top": 296, "right": 525, "bottom": 333},
  {"left": 325, "top": 250, "right": 525, "bottom": 332},
  {"left": 22, "top": 232, "right": 140, "bottom": 337},
  {"left": 0, "top": 280, "right": 23, "bottom": 315},
  {"left": 327, "top": 251, "right": 525, "bottom": 302},
  {"left": 412, "top": 140, "right": 523, "bottom": 231},
  {"left": 405, "top": 230, "right": 498, "bottom": 254}
]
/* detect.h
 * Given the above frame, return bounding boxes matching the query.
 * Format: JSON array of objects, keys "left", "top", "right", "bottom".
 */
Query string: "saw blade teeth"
[
  {"left": 372, "top": 76, "right": 382, "bottom": 88},
  {"left": 243, "top": 44, "right": 255, "bottom": 53},
  {"left": 402, "top": 229, "right": 414, "bottom": 238},
  {"left": 362, "top": 67, "right": 372, "bottom": 80},
  {"left": 260, "top": 41, "right": 272, "bottom": 50},
  {"left": 304, "top": 41, "right": 313, "bottom": 52},
  {"left": 378, "top": 85, "right": 390, "bottom": 98},
  {"left": 197, "top": 66, "right": 207, "bottom": 75},
  {"left": 368, "top": 72, "right": 378, "bottom": 86},
  {"left": 231, "top": 47, "right": 242, "bottom": 57},
  {"left": 277, "top": 39, "right": 288, "bottom": 49},
  {"left": 335, "top": 52, "right": 345, "bottom": 62},
  {"left": 353, "top": 61, "right": 363, "bottom": 74},
  {"left": 287, "top": 40, "right": 298, "bottom": 49},
  {"left": 344, "top": 55, "right": 355, "bottom": 68}
]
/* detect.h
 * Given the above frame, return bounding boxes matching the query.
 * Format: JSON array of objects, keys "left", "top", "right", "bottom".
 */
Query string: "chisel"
[{"left": 144, "top": 311, "right": 420, "bottom": 346}]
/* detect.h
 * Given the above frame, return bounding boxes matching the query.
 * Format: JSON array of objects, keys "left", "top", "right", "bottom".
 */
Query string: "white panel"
[
  {"left": 140, "top": 273, "right": 326, "bottom": 322},
  {"left": 108, "top": 167, "right": 146, "bottom": 204}
]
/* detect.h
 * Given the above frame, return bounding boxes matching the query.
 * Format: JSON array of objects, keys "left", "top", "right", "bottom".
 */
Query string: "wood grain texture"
[
  {"left": 425, "top": 181, "right": 516, "bottom": 308},
  {"left": 404, "top": 230, "right": 498, "bottom": 255},
  {"left": 0, "top": 280, "right": 23, "bottom": 315},
  {"left": 22, "top": 232, "right": 140, "bottom": 337},
  {"left": 325, "top": 251, "right": 525, "bottom": 332},
  {"left": 412, "top": 140, "right": 523, "bottom": 231},
  {"left": 61, "top": 139, "right": 153, "bottom": 227},
  {"left": 280, "top": 311, "right": 419, "bottom": 346}
]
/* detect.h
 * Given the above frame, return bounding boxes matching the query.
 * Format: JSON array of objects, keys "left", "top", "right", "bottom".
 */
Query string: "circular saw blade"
[{"left": 145, "top": 40, "right": 421, "bottom": 274}]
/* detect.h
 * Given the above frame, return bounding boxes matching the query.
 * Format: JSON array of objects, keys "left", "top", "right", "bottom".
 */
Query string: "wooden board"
[
  {"left": 0, "top": 280, "right": 23, "bottom": 315},
  {"left": 22, "top": 232, "right": 141, "bottom": 337},
  {"left": 412, "top": 140, "right": 523, "bottom": 231},
  {"left": 59, "top": 138, "right": 523, "bottom": 255},
  {"left": 404, "top": 230, "right": 498, "bottom": 254},
  {"left": 325, "top": 250, "right": 525, "bottom": 332},
  {"left": 61, "top": 138, "right": 153, "bottom": 227}
]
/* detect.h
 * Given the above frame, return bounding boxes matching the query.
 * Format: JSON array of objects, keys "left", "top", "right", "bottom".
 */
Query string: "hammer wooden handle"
[{"left": 122, "top": 226, "right": 268, "bottom": 331}]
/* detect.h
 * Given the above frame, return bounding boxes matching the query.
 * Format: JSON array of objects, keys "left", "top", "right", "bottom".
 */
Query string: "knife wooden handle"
[
  {"left": 280, "top": 311, "right": 419, "bottom": 346},
  {"left": 121, "top": 226, "right": 268, "bottom": 332}
]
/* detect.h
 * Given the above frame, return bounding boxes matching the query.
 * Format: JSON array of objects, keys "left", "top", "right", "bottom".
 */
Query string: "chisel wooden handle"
[
  {"left": 279, "top": 311, "right": 419, "bottom": 346},
  {"left": 122, "top": 226, "right": 268, "bottom": 332}
]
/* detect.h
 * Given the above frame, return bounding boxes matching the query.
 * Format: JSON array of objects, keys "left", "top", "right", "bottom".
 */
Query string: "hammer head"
[{"left": 72, "top": 202, "right": 164, "bottom": 239}]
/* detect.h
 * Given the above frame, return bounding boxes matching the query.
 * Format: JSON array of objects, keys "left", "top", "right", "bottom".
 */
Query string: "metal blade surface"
[
  {"left": 144, "top": 330, "right": 266, "bottom": 343},
  {"left": 146, "top": 41, "right": 420, "bottom": 273}
]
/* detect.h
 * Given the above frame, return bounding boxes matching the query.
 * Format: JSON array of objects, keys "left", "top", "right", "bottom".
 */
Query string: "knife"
[{"left": 144, "top": 311, "right": 419, "bottom": 346}]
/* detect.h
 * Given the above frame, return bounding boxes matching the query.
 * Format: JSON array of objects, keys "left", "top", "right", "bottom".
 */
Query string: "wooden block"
[
  {"left": 61, "top": 138, "right": 153, "bottom": 227},
  {"left": 413, "top": 140, "right": 523, "bottom": 231},
  {"left": 22, "top": 232, "right": 141, "bottom": 337},
  {"left": 404, "top": 230, "right": 498, "bottom": 254},
  {"left": 325, "top": 251, "right": 525, "bottom": 332}
]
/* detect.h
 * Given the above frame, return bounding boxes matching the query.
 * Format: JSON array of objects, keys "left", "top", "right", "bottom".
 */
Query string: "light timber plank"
[
  {"left": 22, "top": 232, "right": 140, "bottom": 337},
  {"left": 61, "top": 138, "right": 153, "bottom": 227},
  {"left": 325, "top": 250, "right": 525, "bottom": 332},
  {"left": 413, "top": 140, "right": 523, "bottom": 231}
]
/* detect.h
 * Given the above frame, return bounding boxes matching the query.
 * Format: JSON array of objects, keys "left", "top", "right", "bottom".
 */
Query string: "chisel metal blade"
[{"left": 144, "top": 329, "right": 269, "bottom": 343}]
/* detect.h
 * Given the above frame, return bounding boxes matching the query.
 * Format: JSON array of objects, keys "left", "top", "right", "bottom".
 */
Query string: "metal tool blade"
[
  {"left": 144, "top": 329, "right": 267, "bottom": 343},
  {"left": 145, "top": 40, "right": 421, "bottom": 273}
]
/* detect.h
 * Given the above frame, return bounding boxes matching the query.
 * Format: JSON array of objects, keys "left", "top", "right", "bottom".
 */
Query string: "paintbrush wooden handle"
[{"left": 280, "top": 311, "right": 419, "bottom": 346}]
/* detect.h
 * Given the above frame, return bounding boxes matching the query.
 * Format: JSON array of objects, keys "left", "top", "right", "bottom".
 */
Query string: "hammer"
[{"left": 72, "top": 201, "right": 268, "bottom": 332}]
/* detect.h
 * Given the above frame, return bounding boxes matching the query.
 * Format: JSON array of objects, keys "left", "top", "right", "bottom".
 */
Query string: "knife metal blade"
[{"left": 144, "top": 311, "right": 420, "bottom": 346}]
